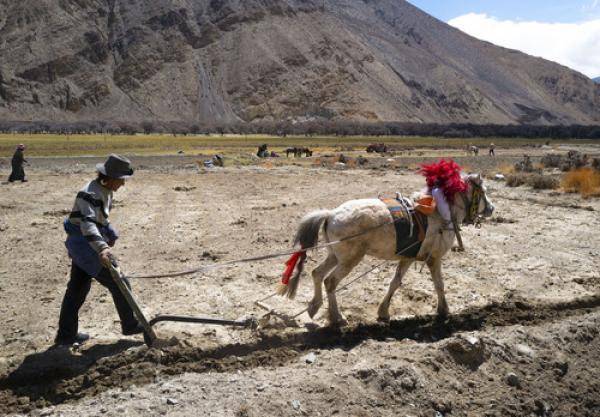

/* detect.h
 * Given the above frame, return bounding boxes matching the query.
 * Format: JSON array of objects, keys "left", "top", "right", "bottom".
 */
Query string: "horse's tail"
[
  {"left": 277, "top": 210, "right": 331, "bottom": 299},
  {"left": 294, "top": 209, "right": 330, "bottom": 249}
]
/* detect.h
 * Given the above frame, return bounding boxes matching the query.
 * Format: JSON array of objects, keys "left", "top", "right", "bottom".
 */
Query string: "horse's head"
[{"left": 454, "top": 173, "right": 494, "bottom": 225}]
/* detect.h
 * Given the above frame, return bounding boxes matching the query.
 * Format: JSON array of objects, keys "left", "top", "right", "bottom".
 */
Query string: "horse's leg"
[
  {"left": 323, "top": 252, "right": 364, "bottom": 326},
  {"left": 308, "top": 252, "right": 337, "bottom": 318},
  {"left": 377, "top": 258, "right": 413, "bottom": 322},
  {"left": 427, "top": 257, "right": 449, "bottom": 317}
]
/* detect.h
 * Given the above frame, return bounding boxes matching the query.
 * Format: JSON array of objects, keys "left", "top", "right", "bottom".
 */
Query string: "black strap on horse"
[
  {"left": 452, "top": 214, "right": 465, "bottom": 252},
  {"left": 453, "top": 180, "right": 483, "bottom": 252}
]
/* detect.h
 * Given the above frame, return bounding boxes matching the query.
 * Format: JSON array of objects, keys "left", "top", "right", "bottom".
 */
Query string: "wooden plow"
[{"left": 108, "top": 262, "right": 258, "bottom": 348}]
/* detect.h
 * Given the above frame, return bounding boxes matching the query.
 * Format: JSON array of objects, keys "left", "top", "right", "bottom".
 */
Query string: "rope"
[
  {"left": 126, "top": 180, "right": 483, "bottom": 280},
  {"left": 254, "top": 240, "right": 421, "bottom": 313},
  {"left": 126, "top": 214, "right": 410, "bottom": 279},
  {"left": 290, "top": 241, "right": 421, "bottom": 318},
  {"left": 290, "top": 259, "right": 391, "bottom": 318}
]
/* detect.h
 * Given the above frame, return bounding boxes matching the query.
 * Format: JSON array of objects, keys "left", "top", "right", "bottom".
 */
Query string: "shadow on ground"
[{"left": 1, "top": 294, "right": 599, "bottom": 414}]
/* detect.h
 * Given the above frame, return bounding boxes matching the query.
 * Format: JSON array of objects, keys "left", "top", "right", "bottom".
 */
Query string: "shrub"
[
  {"left": 561, "top": 168, "right": 600, "bottom": 197},
  {"left": 541, "top": 153, "right": 563, "bottom": 168},
  {"left": 506, "top": 173, "right": 559, "bottom": 189},
  {"left": 506, "top": 174, "right": 528, "bottom": 187},
  {"left": 514, "top": 155, "right": 536, "bottom": 172},
  {"left": 529, "top": 174, "right": 559, "bottom": 190},
  {"left": 560, "top": 150, "right": 588, "bottom": 171}
]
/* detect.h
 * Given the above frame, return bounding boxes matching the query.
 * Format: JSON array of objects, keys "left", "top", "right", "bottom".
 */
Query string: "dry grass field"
[
  {"left": 0, "top": 139, "right": 599, "bottom": 416},
  {"left": 0, "top": 133, "right": 594, "bottom": 157}
]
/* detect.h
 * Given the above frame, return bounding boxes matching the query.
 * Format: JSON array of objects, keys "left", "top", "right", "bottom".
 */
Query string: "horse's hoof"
[
  {"left": 377, "top": 316, "right": 390, "bottom": 323},
  {"left": 437, "top": 308, "right": 449, "bottom": 319},
  {"left": 328, "top": 316, "right": 348, "bottom": 328},
  {"left": 307, "top": 302, "right": 322, "bottom": 319}
]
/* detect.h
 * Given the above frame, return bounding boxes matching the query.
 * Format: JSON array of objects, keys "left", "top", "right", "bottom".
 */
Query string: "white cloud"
[{"left": 448, "top": 13, "right": 600, "bottom": 79}]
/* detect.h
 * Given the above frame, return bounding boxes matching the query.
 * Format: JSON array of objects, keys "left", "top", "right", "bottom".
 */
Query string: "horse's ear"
[{"left": 466, "top": 173, "right": 481, "bottom": 184}]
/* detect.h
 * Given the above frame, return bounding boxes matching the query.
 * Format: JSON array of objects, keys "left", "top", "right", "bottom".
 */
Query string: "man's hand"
[{"left": 99, "top": 248, "right": 112, "bottom": 268}]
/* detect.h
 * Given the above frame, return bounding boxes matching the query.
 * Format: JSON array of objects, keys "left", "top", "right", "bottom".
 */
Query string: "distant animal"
[
  {"left": 212, "top": 154, "right": 224, "bottom": 167},
  {"left": 366, "top": 143, "right": 388, "bottom": 153},
  {"left": 466, "top": 145, "right": 479, "bottom": 156},
  {"left": 286, "top": 147, "right": 313, "bottom": 157},
  {"left": 278, "top": 174, "right": 494, "bottom": 326}
]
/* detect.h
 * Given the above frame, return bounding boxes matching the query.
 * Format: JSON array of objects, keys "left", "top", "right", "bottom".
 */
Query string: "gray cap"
[{"left": 96, "top": 154, "right": 134, "bottom": 179}]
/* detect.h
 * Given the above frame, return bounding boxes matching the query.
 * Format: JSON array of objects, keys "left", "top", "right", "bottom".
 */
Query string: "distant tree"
[{"left": 142, "top": 121, "right": 154, "bottom": 134}]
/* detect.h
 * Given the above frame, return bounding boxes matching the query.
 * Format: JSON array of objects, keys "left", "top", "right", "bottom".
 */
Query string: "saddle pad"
[{"left": 380, "top": 198, "right": 428, "bottom": 258}]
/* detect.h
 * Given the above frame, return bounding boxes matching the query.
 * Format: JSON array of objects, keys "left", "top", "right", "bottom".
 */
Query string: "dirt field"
[{"left": 0, "top": 145, "right": 599, "bottom": 416}]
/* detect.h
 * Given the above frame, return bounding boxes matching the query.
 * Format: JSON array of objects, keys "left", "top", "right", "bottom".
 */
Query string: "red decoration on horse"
[{"left": 420, "top": 159, "right": 467, "bottom": 202}]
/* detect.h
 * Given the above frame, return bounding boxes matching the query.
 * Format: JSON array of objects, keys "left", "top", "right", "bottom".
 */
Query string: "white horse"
[
  {"left": 466, "top": 145, "right": 480, "bottom": 156},
  {"left": 280, "top": 174, "right": 494, "bottom": 326}
]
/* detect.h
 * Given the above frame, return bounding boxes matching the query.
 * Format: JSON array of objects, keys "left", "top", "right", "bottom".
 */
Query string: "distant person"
[
  {"left": 489, "top": 143, "right": 496, "bottom": 157},
  {"left": 257, "top": 144, "right": 269, "bottom": 158},
  {"left": 54, "top": 154, "right": 144, "bottom": 346},
  {"left": 8, "top": 144, "right": 28, "bottom": 182}
]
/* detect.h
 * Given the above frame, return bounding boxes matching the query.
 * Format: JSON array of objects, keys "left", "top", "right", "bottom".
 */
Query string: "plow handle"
[{"left": 107, "top": 262, "right": 158, "bottom": 347}]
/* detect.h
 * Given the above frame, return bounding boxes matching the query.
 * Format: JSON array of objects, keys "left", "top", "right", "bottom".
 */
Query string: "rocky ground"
[{"left": 0, "top": 147, "right": 599, "bottom": 416}]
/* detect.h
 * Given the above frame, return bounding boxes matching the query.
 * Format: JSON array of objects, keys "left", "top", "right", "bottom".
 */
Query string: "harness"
[
  {"left": 461, "top": 181, "right": 485, "bottom": 227},
  {"left": 380, "top": 197, "right": 428, "bottom": 257},
  {"left": 452, "top": 180, "right": 487, "bottom": 252}
]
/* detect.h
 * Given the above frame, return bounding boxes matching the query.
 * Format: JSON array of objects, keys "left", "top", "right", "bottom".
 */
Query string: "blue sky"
[
  {"left": 408, "top": 1, "right": 600, "bottom": 78},
  {"left": 409, "top": 0, "right": 600, "bottom": 23}
]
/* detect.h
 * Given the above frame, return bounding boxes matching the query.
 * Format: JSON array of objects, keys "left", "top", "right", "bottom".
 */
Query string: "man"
[
  {"left": 8, "top": 144, "right": 27, "bottom": 182},
  {"left": 55, "top": 154, "right": 144, "bottom": 345},
  {"left": 489, "top": 143, "right": 496, "bottom": 157},
  {"left": 415, "top": 159, "right": 467, "bottom": 261}
]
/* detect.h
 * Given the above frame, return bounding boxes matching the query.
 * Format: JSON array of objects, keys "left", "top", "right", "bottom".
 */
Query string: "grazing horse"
[
  {"left": 303, "top": 148, "right": 313, "bottom": 157},
  {"left": 366, "top": 143, "right": 388, "bottom": 153},
  {"left": 286, "top": 147, "right": 313, "bottom": 157},
  {"left": 280, "top": 174, "right": 494, "bottom": 326},
  {"left": 466, "top": 145, "right": 479, "bottom": 156}
]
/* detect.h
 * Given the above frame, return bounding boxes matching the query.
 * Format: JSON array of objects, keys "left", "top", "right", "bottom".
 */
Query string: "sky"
[{"left": 408, "top": 0, "right": 600, "bottom": 79}]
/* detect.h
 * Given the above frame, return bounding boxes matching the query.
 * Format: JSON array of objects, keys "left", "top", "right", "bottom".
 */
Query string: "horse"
[
  {"left": 366, "top": 143, "right": 388, "bottom": 153},
  {"left": 466, "top": 145, "right": 479, "bottom": 156},
  {"left": 279, "top": 173, "right": 494, "bottom": 326},
  {"left": 286, "top": 147, "right": 313, "bottom": 157}
]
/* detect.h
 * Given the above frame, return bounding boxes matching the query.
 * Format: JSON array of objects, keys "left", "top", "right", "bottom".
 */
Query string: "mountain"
[
  {"left": 594, "top": 77, "right": 600, "bottom": 84},
  {"left": 0, "top": 0, "right": 598, "bottom": 125}
]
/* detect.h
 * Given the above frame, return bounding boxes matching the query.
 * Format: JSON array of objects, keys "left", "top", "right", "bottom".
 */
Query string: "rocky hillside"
[
  {"left": 0, "top": 0, "right": 599, "bottom": 125},
  {"left": 594, "top": 77, "right": 600, "bottom": 84}
]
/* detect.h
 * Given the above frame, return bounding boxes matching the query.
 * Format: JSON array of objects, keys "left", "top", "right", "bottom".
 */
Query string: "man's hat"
[{"left": 96, "top": 154, "right": 134, "bottom": 179}]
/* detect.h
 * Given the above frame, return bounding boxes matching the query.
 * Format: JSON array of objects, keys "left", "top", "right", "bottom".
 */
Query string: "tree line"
[{"left": 0, "top": 120, "right": 599, "bottom": 139}]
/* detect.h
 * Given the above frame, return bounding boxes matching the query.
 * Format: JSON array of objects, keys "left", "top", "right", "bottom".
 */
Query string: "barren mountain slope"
[{"left": 0, "top": 0, "right": 598, "bottom": 124}]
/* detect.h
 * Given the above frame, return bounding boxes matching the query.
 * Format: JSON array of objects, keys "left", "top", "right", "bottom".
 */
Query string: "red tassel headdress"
[{"left": 420, "top": 159, "right": 467, "bottom": 202}]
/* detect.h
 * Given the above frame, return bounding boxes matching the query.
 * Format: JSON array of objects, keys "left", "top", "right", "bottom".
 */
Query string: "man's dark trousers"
[{"left": 57, "top": 262, "right": 138, "bottom": 342}]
